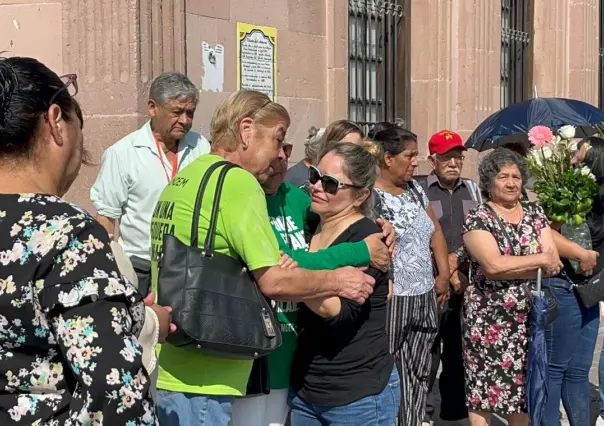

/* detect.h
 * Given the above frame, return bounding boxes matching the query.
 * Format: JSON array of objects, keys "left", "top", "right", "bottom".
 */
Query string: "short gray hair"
[
  {"left": 318, "top": 141, "right": 382, "bottom": 217},
  {"left": 149, "top": 72, "right": 199, "bottom": 105},
  {"left": 304, "top": 126, "right": 325, "bottom": 161},
  {"left": 478, "top": 147, "right": 529, "bottom": 199}
]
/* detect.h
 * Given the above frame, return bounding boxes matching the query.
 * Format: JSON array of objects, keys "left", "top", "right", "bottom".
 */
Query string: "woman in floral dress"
[
  {"left": 0, "top": 57, "right": 169, "bottom": 424},
  {"left": 461, "top": 148, "right": 561, "bottom": 426}
]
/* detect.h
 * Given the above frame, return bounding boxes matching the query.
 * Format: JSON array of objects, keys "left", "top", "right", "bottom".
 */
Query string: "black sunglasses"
[
  {"left": 308, "top": 165, "right": 362, "bottom": 195},
  {"left": 283, "top": 143, "right": 293, "bottom": 159}
]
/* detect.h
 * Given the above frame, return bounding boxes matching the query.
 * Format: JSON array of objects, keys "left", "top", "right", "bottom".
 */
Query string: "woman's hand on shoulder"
[
  {"left": 364, "top": 233, "right": 390, "bottom": 272},
  {"left": 375, "top": 218, "right": 396, "bottom": 257},
  {"left": 279, "top": 251, "right": 299, "bottom": 269}
]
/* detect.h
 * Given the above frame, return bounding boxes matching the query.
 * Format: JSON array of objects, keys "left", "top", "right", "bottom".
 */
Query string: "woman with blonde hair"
[
  {"left": 288, "top": 141, "right": 400, "bottom": 425},
  {"left": 150, "top": 90, "right": 377, "bottom": 426}
]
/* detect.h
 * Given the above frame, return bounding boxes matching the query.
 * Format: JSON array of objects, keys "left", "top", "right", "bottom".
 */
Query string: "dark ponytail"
[{"left": 0, "top": 56, "right": 81, "bottom": 159}]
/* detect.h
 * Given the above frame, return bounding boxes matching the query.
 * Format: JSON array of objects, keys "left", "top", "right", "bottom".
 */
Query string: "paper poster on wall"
[
  {"left": 201, "top": 42, "right": 224, "bottom": 92},
  {"left": 236, "top": 22, "right": 277, "bottom": 101}
]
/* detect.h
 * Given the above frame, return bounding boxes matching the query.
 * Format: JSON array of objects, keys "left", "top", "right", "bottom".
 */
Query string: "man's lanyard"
[{"left": 155, "top": 139, "right": 179, "bottom": 182}]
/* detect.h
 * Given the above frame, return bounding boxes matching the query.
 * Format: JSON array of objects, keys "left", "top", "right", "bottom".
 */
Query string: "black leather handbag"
[
  {"left": 129, "top": 255, "right": 152, "bottom": 296},
  {"left": 573, "top": 270, "right": 604, "bottom": 309},
  {"left": 157, "top": 160, "right": 282, "bottom": 360}
]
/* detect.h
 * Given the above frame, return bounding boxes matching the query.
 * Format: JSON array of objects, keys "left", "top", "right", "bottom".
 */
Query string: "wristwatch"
[{"left": 455, "top": 249, "right": 466, "bottom": 262}]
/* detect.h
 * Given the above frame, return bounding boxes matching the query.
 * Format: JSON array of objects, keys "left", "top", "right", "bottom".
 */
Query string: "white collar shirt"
[{"left": 90, "top": 121, "right": 210, "bottom": 260}]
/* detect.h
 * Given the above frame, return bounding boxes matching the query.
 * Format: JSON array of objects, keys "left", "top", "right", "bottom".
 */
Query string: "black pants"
[
  {"left": 388, "top": 292, "right": 439, "bottom": 426},
  {"left": 425, "top": 293, "right": 468, "bottom": 422}
]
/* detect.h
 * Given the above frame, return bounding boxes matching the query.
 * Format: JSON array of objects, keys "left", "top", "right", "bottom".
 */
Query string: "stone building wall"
[{"left": 0, "top": 0, "right": 601, "bottom": 210}]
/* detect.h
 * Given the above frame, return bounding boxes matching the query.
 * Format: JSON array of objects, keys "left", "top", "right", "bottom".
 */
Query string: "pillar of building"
[
  {"left": 532, "top": 0, "right": 571, "bottom": 98},
  {"left": 454, "top": 0, "right": 501, "bottom": 176},
  {"left": 1, "top": 0, "right": 186, "bottom": 212},
  {"left": 65, "top": 0, "right": 185, "bottom": 212},
  {"left": 327, "top": 0, "right": 350, "bottom": 124},
  {"left": 410, "top": 0, "right": 500, "bottom": 177},
  {"left": 567, "top": 0, "right": 599, "bottom": 105},
  {"left": 533, "top": 0, "right": 599, "bottom": 104},
  {"left": 409, "top": 0, "right": 454, "bottom": 170}
]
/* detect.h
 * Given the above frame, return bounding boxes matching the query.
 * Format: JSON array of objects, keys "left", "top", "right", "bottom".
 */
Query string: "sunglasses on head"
[{"left": 308, "top": 165, "right": 362, "bottom": 195}]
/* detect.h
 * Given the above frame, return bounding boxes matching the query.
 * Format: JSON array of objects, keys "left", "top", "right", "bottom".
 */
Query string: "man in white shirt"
[{"left": 91, "top": 72, "right": 210, "bottom": 293}]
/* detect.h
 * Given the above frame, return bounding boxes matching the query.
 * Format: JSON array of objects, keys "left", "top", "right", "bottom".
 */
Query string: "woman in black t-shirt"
[{"left": 289, "top": 142, "right": 399, "bottom": 425}]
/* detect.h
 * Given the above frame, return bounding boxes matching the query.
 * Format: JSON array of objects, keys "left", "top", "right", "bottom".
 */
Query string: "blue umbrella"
[
  {"left": 526, "top": 268, "right": 549, "bottom": 426},
  {"left": 465, "top": 97, "right": 604, "bottom": 151}
]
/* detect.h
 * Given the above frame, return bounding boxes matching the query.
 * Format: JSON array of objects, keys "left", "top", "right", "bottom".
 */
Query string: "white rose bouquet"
[
  {"left": 525, "top": 125, "right": 598, "bottom": 272},
  {"left": 526, "top": 125, "right": 597, "bottom": 225}
]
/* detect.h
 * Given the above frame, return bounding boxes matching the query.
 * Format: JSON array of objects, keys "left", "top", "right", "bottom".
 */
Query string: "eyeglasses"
[
  {"left": 282, "top": 143, "right": 293, "bottom": 159},
  {"left": 308, "top": 165, "right": 362, "bottom": 195},
  {"left": 48, "top": 74, "right": 78, "bottom": 107},
  {"left": 435, "top": 153, "right": 465, "bottom": 163}
]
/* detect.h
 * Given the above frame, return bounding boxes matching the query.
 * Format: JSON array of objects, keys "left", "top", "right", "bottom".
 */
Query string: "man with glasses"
[
  {"left": 91, "top": 72, "right": 210, "bottom": 294},
  {"left": 417, "top": 130, "right": 481, "bottom": 426}
]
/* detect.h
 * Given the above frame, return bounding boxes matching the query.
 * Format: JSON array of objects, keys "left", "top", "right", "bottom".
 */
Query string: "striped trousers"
[{"left": 386, "top": 291, "right": 439, "bottom": 426}]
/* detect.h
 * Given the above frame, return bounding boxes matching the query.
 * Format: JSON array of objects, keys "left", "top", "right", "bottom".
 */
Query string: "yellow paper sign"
[{"left": 237, "top": 22, "right": 277, "bottom": 101}]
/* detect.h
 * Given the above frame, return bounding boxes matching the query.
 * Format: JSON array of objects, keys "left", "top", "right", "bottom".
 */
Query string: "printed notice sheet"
[{"left": 237, "top": 22, "right": 277, "bottom": 101}]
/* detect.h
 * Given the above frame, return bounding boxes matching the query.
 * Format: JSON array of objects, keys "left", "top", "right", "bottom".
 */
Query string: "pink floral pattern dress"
[{"left": 461, "top": 201, "right": 547, "bottom": 415}]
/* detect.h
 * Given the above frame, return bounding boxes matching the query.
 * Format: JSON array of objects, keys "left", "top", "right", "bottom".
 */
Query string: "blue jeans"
[
  {"left": 543, "top": 277, "right": 599, "bottom": 426},
  {"left": 289, "top": 366, "right": 401, "bottom": 426},
  {"left": 156, "top": 389, "right": 234, "bottom": 426},
  {"left": 600, "top": 339, "right": 604, "bottom": 417}
]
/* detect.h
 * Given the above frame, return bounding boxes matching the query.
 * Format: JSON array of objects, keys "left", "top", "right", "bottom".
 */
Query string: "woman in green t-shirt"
[{"left": 231, "top": 142, "right": 395, "bottom": 426}]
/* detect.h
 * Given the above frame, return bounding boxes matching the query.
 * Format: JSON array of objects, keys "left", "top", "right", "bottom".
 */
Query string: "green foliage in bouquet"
[{"left": 525, "top": 125, "right": 598, "bottom": 225}]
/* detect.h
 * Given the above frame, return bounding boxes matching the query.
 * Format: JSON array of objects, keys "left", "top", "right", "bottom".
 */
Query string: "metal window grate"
[
  {"left": 599, "top": 0, "right": 604, "bottom": 108},
  {"left": 501, "top": 0, "right": 531, "bottom": 108},
  {"left": 348, "top": 0, "right": 409, "bottom": 134}
]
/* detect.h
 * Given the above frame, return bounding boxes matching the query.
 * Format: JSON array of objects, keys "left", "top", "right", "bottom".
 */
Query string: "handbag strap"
[
  {"left": 483, "top": 202, "right": 542, "bottom": 297},
  {"left": 203, "top": 163, "right": 240, "bottom": 255},
  {"left": 190, "top": 160, "right": 234, "bottom": 249},
  {"left": 483, "top": 203, "right": 517, "bottom": 255},
  {"left": 407, "top": 181, "right": 426, "bottom": 209}
]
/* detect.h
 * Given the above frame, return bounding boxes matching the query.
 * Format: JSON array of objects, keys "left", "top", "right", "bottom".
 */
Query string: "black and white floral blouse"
[
  {"left": 0, "top": 194, "right": 156, "bottom": 425},
  {"left": 374, "top": 180, "right": 435, "bottom": 296}
]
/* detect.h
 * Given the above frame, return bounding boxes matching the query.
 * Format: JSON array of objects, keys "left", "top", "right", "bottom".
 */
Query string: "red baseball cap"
[{"left": 428, "top": 130, "right": 467, "bottom": 155}]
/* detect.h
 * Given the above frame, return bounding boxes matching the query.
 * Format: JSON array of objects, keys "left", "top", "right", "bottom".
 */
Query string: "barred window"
[
  {"left": 348, "top": 0, "right": 410, "bottom": 133},
  {"left": 599, "top": 0, "right": 604, "bottom": 108},
  {"left": 501, "top": 0, "right": 531, "bottom": 108}
]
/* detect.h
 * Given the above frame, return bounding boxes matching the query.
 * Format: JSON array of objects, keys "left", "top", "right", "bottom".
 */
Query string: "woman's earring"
[{"left": 242, "top": 139, "right": 248, "bottom": 149}]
